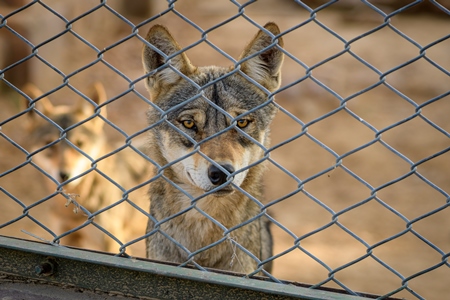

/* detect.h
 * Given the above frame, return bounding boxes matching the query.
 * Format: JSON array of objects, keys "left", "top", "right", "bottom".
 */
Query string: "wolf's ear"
[
  {"left": 88, "top": 82, "right": 107, "bottom": 106},
  {"left": 238, "top": 22, "right": 284, "bottom": 92},
  {"left": 74, "top": 82, "right": 107, "bottom": 131},
  {"left": 21, "top": 83, "right": 54, "bottom": 131},
  {"left": 21, "top": 83, "right": 54, "bottom": 115},
  {"left": 142, "top": 25, "right": 194, "bottom": 94},
  {"left": 84, "top": 81, "right": 107, "bottom": 119}
]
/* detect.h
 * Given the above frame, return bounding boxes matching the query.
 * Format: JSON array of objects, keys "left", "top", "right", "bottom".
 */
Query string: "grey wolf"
[
  {"left": 142, "top": 22, "right": 284, "bottom": 273},
  {"left": 22, "top": 83, "right": 149, "bottom": 253}
]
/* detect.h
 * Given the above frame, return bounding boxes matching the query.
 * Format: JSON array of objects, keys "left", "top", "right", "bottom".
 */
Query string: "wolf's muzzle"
[{"left": 208, "top": 164, "right": 235, "bottom": 186}]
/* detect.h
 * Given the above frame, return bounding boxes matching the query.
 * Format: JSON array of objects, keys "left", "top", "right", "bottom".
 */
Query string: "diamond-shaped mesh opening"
[
  {"left": 276, "top": 86, "right": 339, "bottom": 121},
  {"left": 411, "top": 206, "right": 450, "bottom": 253},
  {"left": 425, "top": 36, "right": 450, "bottom": 69},
  {"left": 389, "top": 10, "right": 450, "bottom": 45},
  {"left": 372, "top": 231, "right": 445, "bottom": 278},
  {"left": 299, "top": 223, "right": 368, "bottom": 269},
  {"left": 284, "top": 21, "right": 346, "bottom": 68},
  {"left": 334, "top": 255, "right": 407, "bottom": 297},
  {"left": 385, "top": 57, "right": 450, "bottom": 104},
  {"left": 349, "top": 24, "right": 422, "bottom": 72},
  {"left": 306, "top": 166, "right": 372, "bottom": 212},
  {"left": 0, "top": 124, "right": 27, "bottom": 165},
  {"left": 337, "top": 198, "right": 407, "bottom": 246},
  {"left": 381, "top": 115, "right": 449, "bottom": 162},
  {"left": 307, "top": 109, "right": 377, "bottom": 155},
  {"left": 100, "top": 37, "right": 144, "bottom": 81},
  {"left": 415, "top": 151, "right": 450, "bottom": 196},
  {"left": 270, "top": 191, "right": 332, "bottom": 239},
  {"left": 406, "top": 261, "right": 450, "bottom": 300},
  {"left": 69, "top": 5, "right": 130, "bottom": 51},
  {"left": 0, "top": 196, "right": 54, "bottom": 243},
  {"left": 269, "top": 135, "right": 335, "bottom": 183},
  {"left": 346, "top": 84, "right": 418, "bottom": 129},
  {"left": 0, "top": 164, "right": 56, "bottom": 237},
  {"left": 342, "top": 141, "right": 414, "bottom": 188},
  {"left": 309, "top": 51, "right": 383, "bottom": 99},
  {"left": 419, "top": 94, "right": 450, "bottom": 133},
  {"left": 37, "top": 33, "right": 100, "bottom": 76},
  {"left": 5, "top": 2, "right": 67, "bottom": 45},
  {"left": 376, "top": 175, "right": 448, "bottom": 220},
  {"left": 270, "top": 244, "right": 331, "bottom": 283}
]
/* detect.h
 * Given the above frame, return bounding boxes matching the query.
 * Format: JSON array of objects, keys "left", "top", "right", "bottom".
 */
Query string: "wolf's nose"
[
  {"left": 59, "top": 172, "right": 69, "bottom": 182},
  {"left": 208, "top": 164, "right": 235, "bottom": 185}
]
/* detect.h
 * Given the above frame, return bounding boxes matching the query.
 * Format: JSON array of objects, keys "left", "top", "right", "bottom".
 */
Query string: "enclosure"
[{"left": 0, "top": 0, "right": 449, "bottom": 299}]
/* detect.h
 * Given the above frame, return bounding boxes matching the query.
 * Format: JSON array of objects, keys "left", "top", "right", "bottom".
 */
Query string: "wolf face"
[
  {"left": 24, "top": 83, "right": 107, "bottom": 189},
  {"left": 143, "top": 23, "right": 284, "bottom": 198},
  {"left": 23, "top": 84, "right": 151, "bottom": 253}
]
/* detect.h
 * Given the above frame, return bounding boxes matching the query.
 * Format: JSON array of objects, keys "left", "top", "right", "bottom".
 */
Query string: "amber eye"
[
  {"left": 43, "top": 140, "right": 57, "bottom": 156},
  {"left": 75, "top": 140, "right": 84, "bottom": 148},
  {"left": 182, "top": 120, "right": 196, "bottom": 129},
  {"left": 236, "top": 119, "right": 249, "bottom": 128}
]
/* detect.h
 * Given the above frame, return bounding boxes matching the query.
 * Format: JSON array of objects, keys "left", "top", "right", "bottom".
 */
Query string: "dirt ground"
[{"left": 1, "top": 1, "right": 449, "bottom": 299}]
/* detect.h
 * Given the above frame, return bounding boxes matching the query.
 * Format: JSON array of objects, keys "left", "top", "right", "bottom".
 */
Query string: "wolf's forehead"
[
  {"left": 175, "top": 82, "right": 243, "bottom": 117},
  {"left": 55, "top": 114, "right": 76, "bottom": 128},
  {"left": 32, "top": 117, "right": 97, "bottom": 145},
  {"left": 190, "top": 70, "right": 260, "bottom": 109},
  {"left": 35, "top": 114, "right": 89, "bottom": 133},
  {"left": 159, "top": 67, "right": 272, "bottom": 118}
]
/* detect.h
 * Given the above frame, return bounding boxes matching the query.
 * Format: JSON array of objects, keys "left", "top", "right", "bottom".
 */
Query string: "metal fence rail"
[
  {"left": 1, "top": 1, "right": 449, "bottom": 299},
  {"left": 0, "top": 235, "right": 379, "bottom": 300}
]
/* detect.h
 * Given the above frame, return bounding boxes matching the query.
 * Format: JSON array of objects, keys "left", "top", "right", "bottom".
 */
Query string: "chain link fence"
[{"left": 1, "top": 0, "right": 449, "bottom": 299}]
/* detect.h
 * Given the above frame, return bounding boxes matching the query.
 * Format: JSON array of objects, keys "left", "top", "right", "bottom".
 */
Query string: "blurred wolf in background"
[
  {"left": 142, "top": 22, "right": 284, "bottom": 273},
  {"left": 22, "top": 83, "right": 149, "bottom": 254}
]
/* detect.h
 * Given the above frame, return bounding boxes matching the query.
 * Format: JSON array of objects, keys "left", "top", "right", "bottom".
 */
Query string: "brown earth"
[{"left": 1, "top": 1, "right": 449, "bottom": 299}]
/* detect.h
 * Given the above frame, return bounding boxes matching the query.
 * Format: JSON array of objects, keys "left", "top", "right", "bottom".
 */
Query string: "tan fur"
[
  {"left": 22, "top": 83, "right": 149, "bottom": 253},
  {"left": 142, "top": 23, "right": 284, "bottom": 274}
]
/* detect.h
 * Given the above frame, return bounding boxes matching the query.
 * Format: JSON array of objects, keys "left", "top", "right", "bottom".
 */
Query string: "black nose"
[
  {"left": 59, "top": 171, "right": 69, "bottom": 182},
  {"left": 208, "top": 164, "right": 235, "bottom": 185}
]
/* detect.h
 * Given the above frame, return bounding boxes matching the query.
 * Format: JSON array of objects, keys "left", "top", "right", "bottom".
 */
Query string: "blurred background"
[{"left": 1, "top": 1, "right": 449, "bottom": 299}]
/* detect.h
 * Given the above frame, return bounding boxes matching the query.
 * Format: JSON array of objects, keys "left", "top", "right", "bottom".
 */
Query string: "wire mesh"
[{"left": 0, "top": 1, "right": 449, "bottom": 299}]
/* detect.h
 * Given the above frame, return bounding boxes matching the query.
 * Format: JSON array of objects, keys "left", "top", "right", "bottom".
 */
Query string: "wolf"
[
  {"left": 142, "top": 22, "right": 284, "bottom": 274},
  {"left": 22, "top": 83, "right": 149, "bottom": 254}
]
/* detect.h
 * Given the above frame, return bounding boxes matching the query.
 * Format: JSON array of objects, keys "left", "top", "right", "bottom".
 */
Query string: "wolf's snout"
[{"left": 208, "top": 164, "right": 235, "bottom": 185}]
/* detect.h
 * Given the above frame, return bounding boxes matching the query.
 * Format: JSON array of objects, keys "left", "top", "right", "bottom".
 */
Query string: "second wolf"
[
  {"left": 23, "top": 83, "right": 149, "bottom": 254},
  {"left": 142, "top": 22, "right": 284, "bottom": 273}
]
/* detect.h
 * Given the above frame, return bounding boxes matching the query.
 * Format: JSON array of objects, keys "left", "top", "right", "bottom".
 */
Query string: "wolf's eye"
[
  {"left": 43, "top": 139, "right": 57, "bottom": 154},
  {"left": 236, "top": 119, "right": 250, "bottom": 129},
  {"left": 75, "top": 140, "right": 84, "bottom": 148},
  {"left": 182, "top": 120, "right": 196, "bottom": 130},
  {"left": 44, "top": 139, "right": 54, "bottom": 146}
]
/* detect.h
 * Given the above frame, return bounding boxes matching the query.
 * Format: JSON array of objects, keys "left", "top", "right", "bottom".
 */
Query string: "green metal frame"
[{"left": 0, "top": 235, "right": 376, "bottom": 299}]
